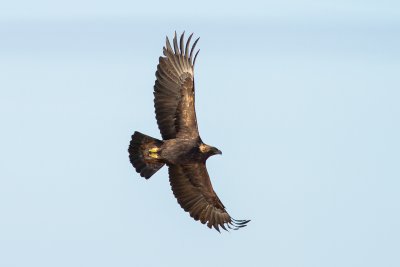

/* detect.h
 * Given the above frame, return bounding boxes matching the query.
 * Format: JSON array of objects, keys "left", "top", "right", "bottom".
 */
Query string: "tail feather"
[{"left": 128, "top": 131, "right": 165, "bottom": 179}]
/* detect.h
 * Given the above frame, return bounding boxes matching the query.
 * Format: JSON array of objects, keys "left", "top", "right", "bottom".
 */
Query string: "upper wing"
[
  {"left": 154, "top": 32, "right": 200, "bottom": 140},
  {"left": 168, "top": 163, "right": 250, "bottom": 232}
]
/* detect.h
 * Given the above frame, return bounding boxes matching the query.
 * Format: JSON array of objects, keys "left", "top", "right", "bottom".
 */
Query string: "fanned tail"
[{"left": 128, "top": 131, "right": 165, "bottom": 179}]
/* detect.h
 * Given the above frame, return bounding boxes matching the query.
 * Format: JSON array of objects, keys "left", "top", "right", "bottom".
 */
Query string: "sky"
[{"left": 1, "top": 1, "right": 399, "bottom": 267}]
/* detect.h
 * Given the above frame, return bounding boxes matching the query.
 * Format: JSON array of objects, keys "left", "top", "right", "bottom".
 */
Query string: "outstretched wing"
[
  {"left": 154, "top": 32, "right": 200, "bottom": 140},
  {"left": 168, "top": 164, "right": 250, "bottom": 232}
]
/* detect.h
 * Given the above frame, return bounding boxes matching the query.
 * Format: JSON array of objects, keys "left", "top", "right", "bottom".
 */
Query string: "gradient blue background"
[{"left": 1, "top": 1, "right": 399, "bottom": 266}]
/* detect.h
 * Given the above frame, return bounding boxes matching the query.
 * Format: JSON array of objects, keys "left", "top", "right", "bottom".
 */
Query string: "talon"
[
  {"left": 148, "top": 147, "right": 159, "bottom": 153},
  {"left": 149, "top": 152, "right": 159, "bottom": 159}
]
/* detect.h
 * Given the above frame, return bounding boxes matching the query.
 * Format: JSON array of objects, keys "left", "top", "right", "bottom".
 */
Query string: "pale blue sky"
[{"left": 1, "top": 1, "right": 399, "bottom": 267}]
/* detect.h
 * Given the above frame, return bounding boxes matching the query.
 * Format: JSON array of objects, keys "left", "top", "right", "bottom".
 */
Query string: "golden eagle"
[{"left": 128, "top": 32, "right": 250, "bottom": 232}]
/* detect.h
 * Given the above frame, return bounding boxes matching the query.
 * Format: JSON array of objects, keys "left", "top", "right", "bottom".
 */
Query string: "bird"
[{"left": 128, "top": 32, "right": 250, "bottom": 232}]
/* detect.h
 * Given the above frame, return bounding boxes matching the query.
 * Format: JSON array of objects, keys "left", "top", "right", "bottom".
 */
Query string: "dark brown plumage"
[{"left": 128, "top": 32, "right": 250, "bottom": 232}]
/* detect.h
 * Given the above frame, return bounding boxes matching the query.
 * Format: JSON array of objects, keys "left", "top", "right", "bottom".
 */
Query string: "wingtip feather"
[
  {"left": 173, "top": 31, "right": 179, "bottom": 54},
  {"left": 180, "top": 31, "right": 185, "bottom": 55},
  {"left": 185, "top": 33, "right": 194, "bottom": 57},
  {"left": 190, "top": 37, "right": 200, "bottom": 64},
  {"left": 193, "top": 49, "right": 200, "bottom": 66}
]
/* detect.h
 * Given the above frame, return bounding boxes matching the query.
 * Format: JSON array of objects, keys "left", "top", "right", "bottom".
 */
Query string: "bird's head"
[{"left": 199, "top": 143, "right": 222, "bottom": 157}]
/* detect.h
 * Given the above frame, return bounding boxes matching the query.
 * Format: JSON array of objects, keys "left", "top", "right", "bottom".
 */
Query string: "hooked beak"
[{"left": 214, "top": 148, "right": 222, "bottom": 155}]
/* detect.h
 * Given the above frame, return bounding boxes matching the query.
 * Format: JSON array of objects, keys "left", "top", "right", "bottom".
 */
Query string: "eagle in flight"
[{"left": 128, "top": 32, "right": 250, "bottom": 232}]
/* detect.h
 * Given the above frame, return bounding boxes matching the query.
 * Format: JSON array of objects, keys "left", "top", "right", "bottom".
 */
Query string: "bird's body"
[
  {"left": 160, "top": 138, "right": 217, "bottom": 164},
  {"left": 128, "top": 32, "right": 249, "bottom": 231}
]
